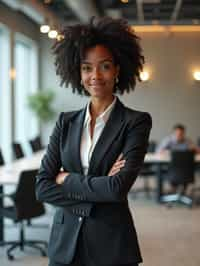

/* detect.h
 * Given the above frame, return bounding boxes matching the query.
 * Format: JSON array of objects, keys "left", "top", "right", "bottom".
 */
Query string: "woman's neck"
[{"left": 90, "top": 95, "right": 115, "bottom": 119}]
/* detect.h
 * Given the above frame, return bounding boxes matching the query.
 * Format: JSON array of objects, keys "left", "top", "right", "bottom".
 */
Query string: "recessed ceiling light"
[
  {"left": 40, "top": 24, "right": 50, "bottom": 33},
  {"left": 48, "top": 30, "right": 58, "bottom": 39}
]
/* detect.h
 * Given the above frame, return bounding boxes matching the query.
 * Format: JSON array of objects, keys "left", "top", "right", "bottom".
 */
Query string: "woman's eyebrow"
[{"left": 81, "top": 59, "right": 113, "bottom": 64}]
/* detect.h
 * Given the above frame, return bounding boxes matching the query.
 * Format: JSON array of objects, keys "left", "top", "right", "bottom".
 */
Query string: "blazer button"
[{"left": 78, "top": 216, "right": 83, "bottom": 222}]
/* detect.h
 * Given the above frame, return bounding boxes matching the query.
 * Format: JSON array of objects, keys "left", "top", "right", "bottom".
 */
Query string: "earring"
[
  {"left": 80, "top": 80, "right": 83, "bottom": 86},
  {"left": 115, "top": 77, "right": 119, "bottom": 84}
]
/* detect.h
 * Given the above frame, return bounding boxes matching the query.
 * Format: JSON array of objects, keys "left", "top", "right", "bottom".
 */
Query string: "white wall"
[{"left": 40, "top": 32, "right": 200, "bottom": 144}]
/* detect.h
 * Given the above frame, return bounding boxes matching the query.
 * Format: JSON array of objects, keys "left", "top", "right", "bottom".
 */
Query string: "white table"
[{"left": 0, "top": 150, "right": 44, "bottom": 185}]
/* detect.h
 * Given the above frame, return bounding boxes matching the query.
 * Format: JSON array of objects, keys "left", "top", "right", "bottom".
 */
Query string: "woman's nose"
[{"left": 91, "top": 68, "right": 101, "bottom": 79}]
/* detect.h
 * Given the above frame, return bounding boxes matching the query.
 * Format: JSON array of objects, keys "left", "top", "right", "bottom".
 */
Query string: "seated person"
[
  {"left": 156, "top": 124, "right": 200, "bottom": 193},
  {"left": 156, "top": 124, "right": 200, "bottom": 154}
]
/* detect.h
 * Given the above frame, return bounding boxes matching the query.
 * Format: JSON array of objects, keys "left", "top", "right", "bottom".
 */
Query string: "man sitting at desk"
[
  {"left": 157, "top": 124, "right": 200, "bottom": 154},
  {"left": 157, "top": 124, "right": 200, "bottom": 194}
]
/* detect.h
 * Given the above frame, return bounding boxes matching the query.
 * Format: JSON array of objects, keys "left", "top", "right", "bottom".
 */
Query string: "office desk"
[
  {"left": 0, "top": 151, "right": 44, "bottom": 242},
  {"left": 143, "top": 152, "right": 200, "bottom": 202}
]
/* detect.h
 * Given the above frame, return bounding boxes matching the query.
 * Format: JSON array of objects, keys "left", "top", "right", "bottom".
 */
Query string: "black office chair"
[
  {"left": 132, "top": 141, "right": 157, "bottom": 198},
  {"left": 29, "top": 136, "right": 43, "bottom": 153},
  {"left": 0, "top": 169, "right": 47, "bottom": 260},
  {"left": 12, "top": 143, "right": 25, "bottom": 159},
  {"left": 160, "top": 150, "right": 195, "bottom": 207},
  {"left": 0, "top": 148, "right": 5, "bottom": 166}
]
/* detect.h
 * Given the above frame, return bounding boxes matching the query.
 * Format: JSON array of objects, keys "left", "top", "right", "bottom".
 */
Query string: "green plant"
[{"left": 27, "top": 90, "right": 56, "bottom": 122}]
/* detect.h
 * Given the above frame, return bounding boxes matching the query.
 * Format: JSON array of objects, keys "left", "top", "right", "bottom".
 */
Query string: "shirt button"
[{"left": 78, "top": 216, "right": 83, "bottom": 222}]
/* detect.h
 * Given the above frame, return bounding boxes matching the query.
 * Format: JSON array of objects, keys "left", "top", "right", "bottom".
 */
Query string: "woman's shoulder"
[
  {"left": 122, "top": 104, "right": 152, "bottom": 125},
  {"left": 56, "top": 108, "right": 84, "bottom": 125},
  {"left": 62, "top": 109, "right": 83, "bottom": 119}
]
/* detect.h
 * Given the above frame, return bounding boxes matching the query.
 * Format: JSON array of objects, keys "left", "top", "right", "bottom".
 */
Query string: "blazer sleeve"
[
  {"left": 61, "top": 112, "right": 152, "bottom": 203},
  {"left": 35, "top": 113, "right": 80, "bottom": 207}
]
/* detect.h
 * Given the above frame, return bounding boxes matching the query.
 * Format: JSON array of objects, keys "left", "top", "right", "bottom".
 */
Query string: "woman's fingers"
[
  {"left": 116, "top": 153, "right": 123, "bottom": 161},
  {"left": 108, "top": 158, "right": 126, "bottom": 176},
  {"left": 113, "top": 159, "right": 126, "bottom": 167}
]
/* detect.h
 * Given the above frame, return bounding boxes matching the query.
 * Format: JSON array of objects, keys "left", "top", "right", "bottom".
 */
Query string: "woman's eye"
[
  {"left": 81, "top": 65, "right": 92, "bottom": 72},
  {"left": 101, "top": 63, "right": 111, "bottom": 70}
]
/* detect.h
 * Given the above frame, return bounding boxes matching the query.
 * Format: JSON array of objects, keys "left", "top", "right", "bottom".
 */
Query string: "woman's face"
[{"left": 80, "top": 45, "right": 119, "bottom": 100}]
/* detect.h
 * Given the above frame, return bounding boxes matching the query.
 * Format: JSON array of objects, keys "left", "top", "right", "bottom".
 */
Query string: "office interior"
[{"left": 0, "top": 1, "right": 200, "bottom": 266}]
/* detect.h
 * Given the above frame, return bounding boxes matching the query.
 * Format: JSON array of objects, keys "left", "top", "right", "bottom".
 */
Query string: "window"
[
  {"left": 14, "top": 33, "right": 39, "bottom": 154},
  {"left": 0, "top": 24, "right": 12, "bottom": 162}
]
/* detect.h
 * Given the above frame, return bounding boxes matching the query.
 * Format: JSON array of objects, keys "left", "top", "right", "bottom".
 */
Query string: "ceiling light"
[
  {"left": 120, "top": 0, "right": 129, "bottom": 3},
  {"left": 48, "top": 29, "right": 58, "bottom": 39},
  {"left": 193, "top": 71, "right": 200, "bottom": 81},
  {"left": 56, "top": 34, "right": 65, "bottom": 41},
  {"left": 40, "top": 24, "right": 50, "bottom": 33},
  {"left": 140, "top": 70, "right": 150, "bottom": 82}
]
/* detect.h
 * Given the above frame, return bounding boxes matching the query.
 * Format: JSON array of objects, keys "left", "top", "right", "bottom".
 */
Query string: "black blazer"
[{"left": 36, "top": 98, "right": 152, "bottom": 265}]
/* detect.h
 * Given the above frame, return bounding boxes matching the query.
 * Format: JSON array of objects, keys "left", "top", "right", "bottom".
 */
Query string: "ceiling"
[{"left": 40, "top": 0, "right": 200, "bottom": 26}]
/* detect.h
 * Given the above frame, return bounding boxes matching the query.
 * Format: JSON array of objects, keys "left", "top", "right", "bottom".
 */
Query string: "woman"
[{"left": 36, "top": 17, "right": 152, "bottom": 266}]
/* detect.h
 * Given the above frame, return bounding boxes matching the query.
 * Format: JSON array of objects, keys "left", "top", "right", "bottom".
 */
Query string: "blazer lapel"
[
  {"left": 67, "top": 108, "right": 86, "bottom": 174},
  {"left": 88, "top": 98, "right": 125, "bottom": 175}
]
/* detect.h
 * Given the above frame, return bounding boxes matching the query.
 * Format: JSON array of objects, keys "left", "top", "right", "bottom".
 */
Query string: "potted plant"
[{"left": 27, "top": 90, "right": 56, "bottom": 122}]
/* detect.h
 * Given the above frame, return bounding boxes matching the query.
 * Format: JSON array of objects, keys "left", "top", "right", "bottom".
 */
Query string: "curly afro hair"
[{"left": 53, "top": 17, "right": 144, "bottom": 95}]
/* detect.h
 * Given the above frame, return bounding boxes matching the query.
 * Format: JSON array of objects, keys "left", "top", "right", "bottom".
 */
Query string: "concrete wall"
[{"left": 40, "top": 31, "right": 200, "bottom": 145}]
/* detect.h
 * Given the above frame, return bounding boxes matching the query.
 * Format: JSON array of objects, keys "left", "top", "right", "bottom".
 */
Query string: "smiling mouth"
[{"left": 90, "top": 83, "right": 104, "bottom": 87}]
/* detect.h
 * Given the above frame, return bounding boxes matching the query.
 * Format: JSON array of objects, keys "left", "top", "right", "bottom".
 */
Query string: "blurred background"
[{"left": 0, "top": 1, "right": 200, "bottom": 266}]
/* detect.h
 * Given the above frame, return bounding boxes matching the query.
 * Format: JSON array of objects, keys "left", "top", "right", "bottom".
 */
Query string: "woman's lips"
[{"left": 90, "top": 83, "right": 104, "bottom": 87}]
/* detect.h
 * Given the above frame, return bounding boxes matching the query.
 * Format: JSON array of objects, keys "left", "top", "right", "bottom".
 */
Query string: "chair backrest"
[
  {"left": 169, "top": 150, "right": 195, "bottom": 185},
  {"left": 14, "top": 169, "right": 45, "bottom": 221},
  {"left": 147, "top": 140, "right": 157, "bottom": 153},
  {"left": 29, "top": 136, "right": 43, "bottom": 152},
  {"left": 0, "top": 148, "right": 5, "bottom": 166},
  {"left": 12, "top": 143, "right": 24, "bottom": 159}
]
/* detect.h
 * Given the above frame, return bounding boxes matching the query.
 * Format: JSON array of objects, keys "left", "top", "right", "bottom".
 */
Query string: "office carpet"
[{"left": 1, "top": 181, "right": 200, "bottom": 266}]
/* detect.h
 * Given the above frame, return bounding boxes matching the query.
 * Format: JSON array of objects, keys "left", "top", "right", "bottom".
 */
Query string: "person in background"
[
  {"left": 35, "top": 17, "right": 152, "bottom": 266},
  {"left": 156, "top": 124, "right": 200, "bottom": 154},
  {"left": 157, "top": 123, "right": 200, "bottom": 193}
]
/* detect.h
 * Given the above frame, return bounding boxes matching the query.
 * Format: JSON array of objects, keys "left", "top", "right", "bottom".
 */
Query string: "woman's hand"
[
  {"left": 108, "top": 153, "right": 126, "bottom": 176},
  {"left": 56, "top": 171, "right": 69, "bottom": 185}
]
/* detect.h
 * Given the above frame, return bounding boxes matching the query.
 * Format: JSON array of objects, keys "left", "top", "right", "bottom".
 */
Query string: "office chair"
[
  {"left": 12, "top": 143, "right": 24, "bottom": 159},
  {"left": 0, "top": 148, "right": 5, "bottom": 165},
  {"left": 0, "top": 169, "right": 47, "bottom": 260},
  {"left": 29, "top": 136, "right": 43, "bottom": 153},
  {"left": 160, "top": 150, "right": 195, "bottom": 208},
  {"left": 132, "top": 141, "right": 157, "bottom": 198}
]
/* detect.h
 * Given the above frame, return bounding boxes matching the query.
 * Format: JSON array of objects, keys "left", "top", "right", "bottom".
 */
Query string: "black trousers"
[{"left": 49, "top": 225, "right": 139, "bottom": 266}]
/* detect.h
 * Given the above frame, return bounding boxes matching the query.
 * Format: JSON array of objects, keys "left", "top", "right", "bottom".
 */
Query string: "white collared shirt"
[{"left": 80, "top": 97, "right": 116, "bottom": 175}]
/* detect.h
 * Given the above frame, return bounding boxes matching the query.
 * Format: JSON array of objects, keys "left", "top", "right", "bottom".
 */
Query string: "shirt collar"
[{"left": 84, "top": 96, "right": 116, "bottom": 127}]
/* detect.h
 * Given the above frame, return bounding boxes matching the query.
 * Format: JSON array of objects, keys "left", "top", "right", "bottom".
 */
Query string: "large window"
[
  {"left": 0, "top": 24, "right": 12, "bottom": 162},
  {"left": 14, "top": 33, "right": 39, "bottom": 153},
  {"left": 0, "top": 28, "right": 39, "bottom": 162}
]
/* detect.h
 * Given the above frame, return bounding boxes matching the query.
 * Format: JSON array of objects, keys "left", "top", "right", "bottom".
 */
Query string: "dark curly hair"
[{"left": 53, "top": 17, "right": 144, "bottom": 95}]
